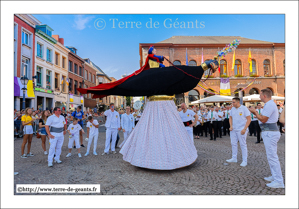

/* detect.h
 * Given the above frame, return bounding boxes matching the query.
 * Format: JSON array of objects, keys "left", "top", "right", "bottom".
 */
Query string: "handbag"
[{"left": 36, "top": 132, "right": 41, "bottom": 138}]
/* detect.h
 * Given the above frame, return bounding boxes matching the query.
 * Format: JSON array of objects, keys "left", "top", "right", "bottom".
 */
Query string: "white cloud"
[{"left": 73, "top": 15, "right": 94, "bottom": 30}]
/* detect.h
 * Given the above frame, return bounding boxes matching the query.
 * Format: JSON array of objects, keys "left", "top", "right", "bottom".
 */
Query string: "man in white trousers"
[
  {"left": 120, "top": 106, "right": 135, "bottom": 148},
  {"left": 45, "top": 107, "right": 67, "bottom": 167},
  {"left": 102, "top": 103, "right": 121, "bottom": 155},
  {"left": 227, "top": 97, "right": 251, "bottom": 167},
  {"left": 179, "top": 103, "right": 198, "bottom": 142},
  {"left": 249, "top": 89, "right": 284, "bottom": 188},
  {"left": 85, "top": 116, "right": 99, "bottom": 156}
]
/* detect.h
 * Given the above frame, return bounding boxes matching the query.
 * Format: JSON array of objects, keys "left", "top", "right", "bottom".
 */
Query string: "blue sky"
[{"left": 33, "top": 14, "right": 285, "bottom": 79}]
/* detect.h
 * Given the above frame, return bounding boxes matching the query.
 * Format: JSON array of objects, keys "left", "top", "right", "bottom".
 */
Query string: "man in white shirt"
[
  {"left": 85, "top": 116, "right": 99, "bottom": 156},
  {"left": 223, "top": 105, "right": 230, "bottom": 136},
  {"left": 120, "top": 106, "right": 135, "bottom": 147},
  {"left": 207, "top": 106, "right": 218, "bottom": 141},
  {"left": 249, "top": 89, "right": 284, "bottom": 188},
  {"left": 179, "top": 103, "right": 198, "bottom": 142},
  {"left": 45, "top": 107, "right": 67, "bottom": 167},
  {"left": 102, "top": 103, "right": 121, "bottom": 155},
  {"left": 227, "top": 97, "right": 251, "bottom": 167}
]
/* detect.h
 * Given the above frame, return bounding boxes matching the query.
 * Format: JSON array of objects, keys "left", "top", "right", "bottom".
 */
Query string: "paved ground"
[{"left": 14, "top": 117, "right": 285, "bottom": 195}]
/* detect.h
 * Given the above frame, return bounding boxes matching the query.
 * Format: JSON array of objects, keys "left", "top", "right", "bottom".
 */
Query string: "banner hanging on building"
[
  {"left": 81, "top": 96, "right": 83, "bottom": 103},
  {"left": 220, "top": 78, "right": 231, "bottom": 96},
  {"left": 70, "top": 94, "right": 74, "bottom": 102}
]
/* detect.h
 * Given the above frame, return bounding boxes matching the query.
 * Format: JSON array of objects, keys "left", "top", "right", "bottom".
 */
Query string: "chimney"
[
  {"left": 52, "top": 35, "right": 59, "bottom": 41},
  {"left": 59, "top": 38, "right": 64, "bottom": 45}
]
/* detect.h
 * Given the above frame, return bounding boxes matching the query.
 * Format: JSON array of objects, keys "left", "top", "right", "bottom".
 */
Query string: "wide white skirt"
[{"left": 120, "top": 100, "right": 198, "bottom": 170}]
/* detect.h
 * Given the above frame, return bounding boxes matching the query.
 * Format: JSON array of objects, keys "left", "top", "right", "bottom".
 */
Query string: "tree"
[{"left": 126, "top": 96, "right": 132, "bottom": 107}]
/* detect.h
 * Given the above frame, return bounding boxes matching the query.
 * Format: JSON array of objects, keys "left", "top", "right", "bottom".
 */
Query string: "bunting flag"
[
  {"left": 70, "top": 94, "right": 74, "bottom": 102},
  {"left": 218, "top": 57, "right": 221, "bottom": 73},
  {"left": 186, "top": 48, "right": 188, "bottom": 66},
  {"left": 80, "top": 96, "right": 83, "bottom": 103},
  {"left": 201, "top": 48, "right": 204, "bottom": 64},
  {"left": 248, "top": 48, "right": 252, "bottom": 72},
  {"left": 231, "top": 50, "right": 235, "bottom": 71},
  {"left": 219, "top": 78, "right": 231, "bottom": 96}
]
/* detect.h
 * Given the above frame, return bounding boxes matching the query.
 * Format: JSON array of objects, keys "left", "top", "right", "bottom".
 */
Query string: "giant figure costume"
[{"left": 78, "top": 46, "right": 219, "bottom": 170}]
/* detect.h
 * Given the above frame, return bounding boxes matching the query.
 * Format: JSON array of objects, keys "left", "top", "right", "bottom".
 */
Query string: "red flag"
[{"left": 218, "top": 58, "right": 221, "bottom": 73}]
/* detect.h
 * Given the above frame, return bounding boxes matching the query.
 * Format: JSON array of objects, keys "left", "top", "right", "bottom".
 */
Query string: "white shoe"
[
  {"left": 85, "top": 138, "right": 89, "bottom": 141},
  {"left": 101, "top": 152, "right": 108, "bottom": 155},
  {"left": 264, "top": 176, "right": 274, "bottom": 182},
  {"left": 44, "top": 151, "right": 48, "bottom": 155},
  {"left": 27, "top": 152, "right": 34, "bottom": 157},
  {"left": 84, "top": 152, "right": 89, "bottom": 156},
  {"left": 54, "top": 160, "right": 62, "bottom": 164},
  {"left": 240, "top": 161, "right": 247, "bottom": 167},
  {"left": 93, "top": 152, "right": 98, "bottom": 156},
  {"left": 66, "top": 153, "right": 72, "bottom": 158},
  {"left": 226, "top": 158, "right": 237, "bottom": 163},
  {"left": 21, "top": 154, "right": 27, "bottom": 158},
  {"left": 48, "top": 162, "right": 53, "bottom": 167},
  {"left": 112, "top": 151, "right": 117, "bottom": 154},
  {"left": 266, "top": 181, "right": 285, "bottom": 188},
  {"left": 78, "top": 153, "right": 82, "bottom": 158}
]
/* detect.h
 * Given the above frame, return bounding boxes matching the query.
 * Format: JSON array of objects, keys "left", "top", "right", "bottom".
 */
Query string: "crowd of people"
[{"left": 14, "top": 88, "right": 285, "bottom": 188}]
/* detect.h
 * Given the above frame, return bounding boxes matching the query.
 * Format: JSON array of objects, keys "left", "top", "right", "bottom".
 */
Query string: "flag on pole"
[
  {"left": 70, "top": 94, "right": 74, "bottom": 102},
  {"left": 61, "top": 76, "right": 64, "bottom": 84},
  {"left": 186, "top": 48, "right": 188, "bottom": 66},
  {"left": 231, "top": 50, "right": 235, "bottom": 71},
  {"left": 201, "top": 48, "right": 204, "bottom": 64},
  {"left": 248, "top": 48, "right": 252, "bottom": 72},
  {"left": 66, "top": 78, "right": 69, "bottom": 86},
  {"left": 220, "top": 78, "right": 231, "bottom": 96}
]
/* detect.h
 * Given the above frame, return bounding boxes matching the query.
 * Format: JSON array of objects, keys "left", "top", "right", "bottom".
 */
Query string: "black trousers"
[
  {"left": 252, "top": 121, "right": 261, "bottom": 142},
  {"left": 249, "top": 121, "right": 254, "bottom": 136},
  {"left": 216, "top": 121, "right": 222, "bottom": 138},
  {"left": 209, "top": 122, "right": 217, "bottom": 139},
  {"left": 277, "top": 121, "right": 283, "bottom": 133},
  {"left": 223, "top": 119, "right": 230, "bottom": 136},
  {"left": 135, "top": 120, "right": 139, "bottom": 126},
  {"left": 203, "top": 122, "right": 209, "bottom": 137}
]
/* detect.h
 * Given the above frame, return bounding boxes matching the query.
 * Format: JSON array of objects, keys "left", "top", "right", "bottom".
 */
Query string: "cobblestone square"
[{"left": 14, "top": 120, "right": 285, "bottom": 195}]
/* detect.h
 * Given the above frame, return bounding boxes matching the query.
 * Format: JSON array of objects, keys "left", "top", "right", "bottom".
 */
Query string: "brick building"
[
  {"left": 82, "top": 59, "right": 97, "bottom": 109},
  {"left": 67, "top": 46, "right": 85, "bottom": 110},
  {"left": 139, "top": 36, "right": 285, "bottom": 106},
  {"left": 14, "top": 14, "right": 40, "bottom": 110}
]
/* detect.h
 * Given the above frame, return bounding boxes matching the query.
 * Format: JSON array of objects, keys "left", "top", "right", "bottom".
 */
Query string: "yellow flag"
[
  {"left": 231, "top": 50, "right": 235, "bottom": 71},
  {"left": 248, "top": 48, "right": 252, "bottom": 72}
]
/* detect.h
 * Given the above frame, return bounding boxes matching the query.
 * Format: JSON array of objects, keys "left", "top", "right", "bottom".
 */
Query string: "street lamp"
[{"left": 21, "top": 76, "right": 29, "bottom": 110}]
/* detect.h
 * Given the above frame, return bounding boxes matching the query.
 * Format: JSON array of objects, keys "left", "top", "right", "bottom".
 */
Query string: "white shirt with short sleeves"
[
  {"left": 230, "top": 105, "right": 250, "bottom": 131},
  {"left": 46, "top": 114, "right": 66, "bottom": 128},
  {"left": 179, "top": 109, "right": 195, "bottom": 122},
  {"left": 67, "top": 123, "right": 82, "bottom": 137},
  {"left": 259, "top": 100, "right": 279, "bottom": 124},
  {"left": 86, "top": 120, "right": 99, "bottom": 136}
]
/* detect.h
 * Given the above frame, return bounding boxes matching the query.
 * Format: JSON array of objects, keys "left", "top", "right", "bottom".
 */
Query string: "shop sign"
[{"left": 35, "top": 88, "right": 52, "bottom": 94}]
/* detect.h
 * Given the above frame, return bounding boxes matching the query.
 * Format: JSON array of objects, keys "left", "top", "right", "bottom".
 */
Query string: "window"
[
  {"left": 69, "top": 61, "right": 73, "bottom": 72},
  {"left": 249, "top": 59, "right": 257, "bottom": 75},
  {"left": 173, "top": 60, "right": 181, "bottom": 65},
  {"left": 234, "top": 59, "right": 242, "bottom": 75},
  {"left": 46, "top": 70, "right": 52, "bottom": 89},
  {"left": 62, "top": 57, "right": 66, "bottom": 68},
  {"left": 85, "top": 70, "right": 88, "bottom": 80},
  {"left": 55, "top": 73, "right": 59, "bottom": 89},
  {"left": 249, "top": 88, "right": 259, "bottom": 95},
  {"left": 220, "top": 60, "right": 227, "bottom": 76},
  {"left": 22, "top": 57, "right": 29, "bottom": 78},
  {"left": 69, "top": 78, "right": 73, "bottom": 92},
  {"left": 55, "top": 53, "right": 59, "bottom": 65},
  {"left": 46, "top": 29, "right": 52, "bottom": 37},
  {"left": 62, "top": 75, "right": 66, "bottom": 92},
  {"left": 74, "top": 80, "right": 78, "bottom": 95},
  {"left": 79, "top": 82, "right": 82, "bottom": 95},
  {"left": 204, "top": 59, "right": 210, "bottom": 76},
  {"left": 84, "top": 85, "right": 88, "bottom": 98},
  {"left": 283, "top": 60, "right": 285, "bottom": 75},
  {"left": 74, "top": 64, "right": 78, "bottom": 74},
  {"left": 46, "top": 48, "right": 52, "bottom": 62},
  {"left": 79, "top": 66, "right": 82, "bottom": 76},
  {"left": 22, "top": 31, "right": 29, "bottom": 45},
  {"left": 93, "top": 75, "right": 95, "bottom": 83},
  {"left": 37, "top": 43, "right": 43, "bottom": 58},
  {"left": 189, "top": 60, "right": 197, "bottom": 66},
  {"left": 36, "top": 66, "right": 42, "bottom": 87},
  {"left": 89, "top": 72, "right": 91, "bottom": 81},
  {"left": 263, "top": 59, "right": 271, "bottom": 76}
]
